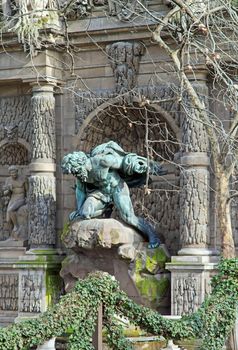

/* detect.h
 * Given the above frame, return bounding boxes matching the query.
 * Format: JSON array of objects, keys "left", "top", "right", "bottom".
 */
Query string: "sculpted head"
[
  {"left": 8, "top": 165, "right": 18, "bottom": 180},
  {"left": 61, "top": 152, "right": 88, "bottom": 182}
]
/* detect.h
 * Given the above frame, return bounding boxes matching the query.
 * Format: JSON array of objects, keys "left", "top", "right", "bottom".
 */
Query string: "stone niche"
[
  {"left": 0, "top": 95, "right": 32, "bottom": 241},
  {"left": 60, "top": 218, "right": 171, "bottom": 313},
  {"left": 60, "top": 99, "right": 181, "bottom": 313},
  {"left": 75, "top": 102, "right": 180, "bottom": 255}
]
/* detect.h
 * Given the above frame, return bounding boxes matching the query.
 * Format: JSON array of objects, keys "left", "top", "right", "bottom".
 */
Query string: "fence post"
[{"left": 93, "top": 303, "right": 103, "bottom": 350}]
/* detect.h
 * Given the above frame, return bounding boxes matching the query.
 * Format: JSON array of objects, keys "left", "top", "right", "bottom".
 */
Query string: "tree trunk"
[{"left": 216, "top": 171, "right": 236, "bottom": 258}]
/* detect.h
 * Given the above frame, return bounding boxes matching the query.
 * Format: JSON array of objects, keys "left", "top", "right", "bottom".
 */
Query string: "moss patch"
[
  {"left": 145, "top": 247, "right": 168, "bottom": 273},
  {"left": 60, "top": 221, "right": 70, "bottom": 241},
  {"left": 135, "top": 276, "right": 170, "bottom": 306},
  {"left": 46, "top": 273, "right": 63, "bottom": 307}
]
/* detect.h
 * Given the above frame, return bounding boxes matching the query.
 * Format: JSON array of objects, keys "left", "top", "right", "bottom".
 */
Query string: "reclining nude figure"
[{"left": 61, "top": 141, "right": 166, "bottom": 248}]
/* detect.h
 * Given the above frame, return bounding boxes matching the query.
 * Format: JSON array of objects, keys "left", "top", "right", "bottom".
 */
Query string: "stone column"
[
  {"left": 16, "top": 83, "right": 64, "bottom": 322},
  {"left": 166, "top": 68, "right": 219, "bottom": 316},
  {"left": 179, "top": 69, "right": 212, "bottom": 256},
  {"left": 28, "top": 83, "right": 56, "bottom": 248}
]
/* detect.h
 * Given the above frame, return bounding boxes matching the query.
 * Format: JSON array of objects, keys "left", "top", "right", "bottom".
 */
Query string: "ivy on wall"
[{"left": 0, "top": 258, "right": 237, "bottom": 350}]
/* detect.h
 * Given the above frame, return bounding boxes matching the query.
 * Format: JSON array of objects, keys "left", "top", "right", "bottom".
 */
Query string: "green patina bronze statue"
[{"left": 62, "top": 141, "right": 166, "bottom": 248}]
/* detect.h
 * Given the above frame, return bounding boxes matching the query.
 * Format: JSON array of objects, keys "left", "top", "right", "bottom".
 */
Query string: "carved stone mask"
[{"left": 4, "top": 125, "right": 18, "bottom": 143}]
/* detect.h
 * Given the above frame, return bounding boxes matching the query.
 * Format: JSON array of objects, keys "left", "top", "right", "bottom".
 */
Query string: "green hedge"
[{"left": 0, "top": 258, "right": 237, "bottom": 350}]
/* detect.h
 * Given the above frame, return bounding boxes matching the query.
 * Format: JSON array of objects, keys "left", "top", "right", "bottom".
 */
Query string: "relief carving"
[
  {"left": 62, "top": 0, "right": 147, "bottom": 21},
  {"left": 28, "top": 176, "right": 56, "bottom": 246},
  {"left": 0, "top": 96, "right": 32, "bottom": 144},
  {"left": 63, "top": 0, "right": 93, "bottom": 19},
  {"left": 0, "top": 274, "right": 18, "bottom": 311},
  {"left": 1, "top": 166, "right": 28, "bottom": 241},
  {"left": 75, "top": 85, "right": 180, "bottom": 134},
  {"left": 181, "top": 111, "right": 209, "bottom": 152},
  {"left": 3, "top": 0, "right": 59, "bottom": 17},
  {"left": 0, "top": 144, "right": 29, "bottom": 166},
  {"left": 20, "top": 272, "right": 43, "bottom": 313},
  {"left": 4, "top": 125, "right": 18, "bottom": 143},
  {"left": 180, "top": 168, "right": 209, "bottom": 247},
  {"left": 173, "top": 274, "right": 199, "bottom": 315},
  {"left": 108, "top": 0, "right": 147, "bottom": 21},
  {"left": 106, "top": 42, "right": 144, "bottom": 93},
  {"left": 31, "top": 94, "right": 56, "bottom": 160}
]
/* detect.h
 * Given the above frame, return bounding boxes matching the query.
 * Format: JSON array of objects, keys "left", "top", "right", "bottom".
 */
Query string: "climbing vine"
[{"left": 0, "top": 258, "right": 237, "bottom": 350}]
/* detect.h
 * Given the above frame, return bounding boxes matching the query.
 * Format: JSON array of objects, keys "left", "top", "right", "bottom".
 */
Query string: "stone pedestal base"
[
  {"left": 61, "top": 218, "right": 171, "bottom": 312},
  {"left": 166, "top": 255, "right": 219, "bottom": 316},
  {"left": 0, "top": 245, "right": 63, "bottom": 326}
]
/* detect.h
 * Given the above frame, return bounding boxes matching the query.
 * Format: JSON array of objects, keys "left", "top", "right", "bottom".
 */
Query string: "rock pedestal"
[{"left": 60, "top": 218, "right": 171, "bottom": 312}]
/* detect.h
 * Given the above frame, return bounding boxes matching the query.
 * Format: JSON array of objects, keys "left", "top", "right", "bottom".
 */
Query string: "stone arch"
[
  {"left": 75, "top": 99, "right": 181, "bottom": 255},
  {"left": 76, "top": 97, "right": 181, "bottom": 150},
  {"left": 0, "top": 139, "right": 30, "bottom": 166}
]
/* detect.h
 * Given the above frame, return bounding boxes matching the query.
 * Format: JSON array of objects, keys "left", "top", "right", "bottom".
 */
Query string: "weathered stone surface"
[
  {"left": 106, "top": 42, "right": 144, "bottom": 93},
  {"left": 61, "top": 219, "right": 170, "bottom": 311},
  {"left": 63, "top": 218, "right": 144, "bottom": 251},
  {"left": 28, "top": 176, "right": 56, "bottom": 247},
  {"left": 10, "top": 204, "right": 28, "bottom": 241},
  {"left": 129, "top": 244, "right": 170, "bottom": 310},
  {"left": 166, "top": 255, "right": 219, "bottom": 316},
  {"left": 0, "top": 96, "right": 32, "bottom": 145}
]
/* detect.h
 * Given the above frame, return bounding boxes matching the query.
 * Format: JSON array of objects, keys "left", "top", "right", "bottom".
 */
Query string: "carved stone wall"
[
  {"left": 167, "top": 257, "right": 218, "bottom": 317},
  {"left": 0, "top": 96, "right": 31, "bottom": 241},
  {"left": 106, "top": 42, "right": 144, "bottom": 93},
  {"left": 28, "top": 176, "right": 56, "bottom": 247},
  {"left": 173, "top": 273, "right": 200, "bottom": 316},
  {"left": 180, "top": 168, "right": 209, "bottom": 247},
  {"left": 75, "top": 85, "right": 181, "bottom": 134},
  {"left": 128, "top": 184, "right": 180, "bottom": 254},
  {"left": 181, "top": 111, "right": 209, "bottom": 153},
  {"left": 0, "top": 96, "right": 32, "bottom": 144},
  {"left": 63, "top": 0, "right": 148, "bottom": 21},
  {"left": 0, "top": 143, "right": 29, "bottom": 165},
  {"left": 78, "top": 104, "right": 178, "bottom": 160},
  {"left": 0, "top": 274, "right": 18, "bottom": 312},
  {"left": 20, "top": 272, "right": 43, "bottom": 313}
]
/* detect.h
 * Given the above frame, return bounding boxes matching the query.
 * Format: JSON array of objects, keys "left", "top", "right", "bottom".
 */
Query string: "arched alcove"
[
  {"left": 0, "top": 142, "right": 30, "bottom": 166},
  {"left": 0, "top": 141, "right": 30, "bottom": 241},
  {"left": 76, "top": 102, "right": 181, "bottom": 254}
]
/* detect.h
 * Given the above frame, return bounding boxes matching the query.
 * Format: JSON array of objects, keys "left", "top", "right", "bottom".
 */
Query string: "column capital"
[{"left": 30, "top": 82, "right": 56, "bottom": 94}]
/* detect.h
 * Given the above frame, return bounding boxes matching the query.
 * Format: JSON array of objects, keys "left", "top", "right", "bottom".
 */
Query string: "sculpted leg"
[
  {"left": 113, "top": 182, "right": 160, "bottom": 248},
  {"left": 80, "top": 197, "right": 106, "bottom": 219},
  {"left": 7, "top": 207, "right": 18, "bottom": 231},
  {"left": 7, "top": 198, "right": 26, "bottom": 231}
]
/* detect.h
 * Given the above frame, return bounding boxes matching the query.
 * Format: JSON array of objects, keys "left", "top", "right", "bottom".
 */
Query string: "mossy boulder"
[
  {"left": 130, "top": 244, "right": 171, "bottom": 310},
  {"left": 134, "top": 245, "right": 170, "bottom": 274}
]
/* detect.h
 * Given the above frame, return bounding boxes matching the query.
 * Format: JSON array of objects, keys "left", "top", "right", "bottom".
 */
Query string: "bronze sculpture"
[{"left": 62, "top": 141, "right": 166, "bottom": 248}]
